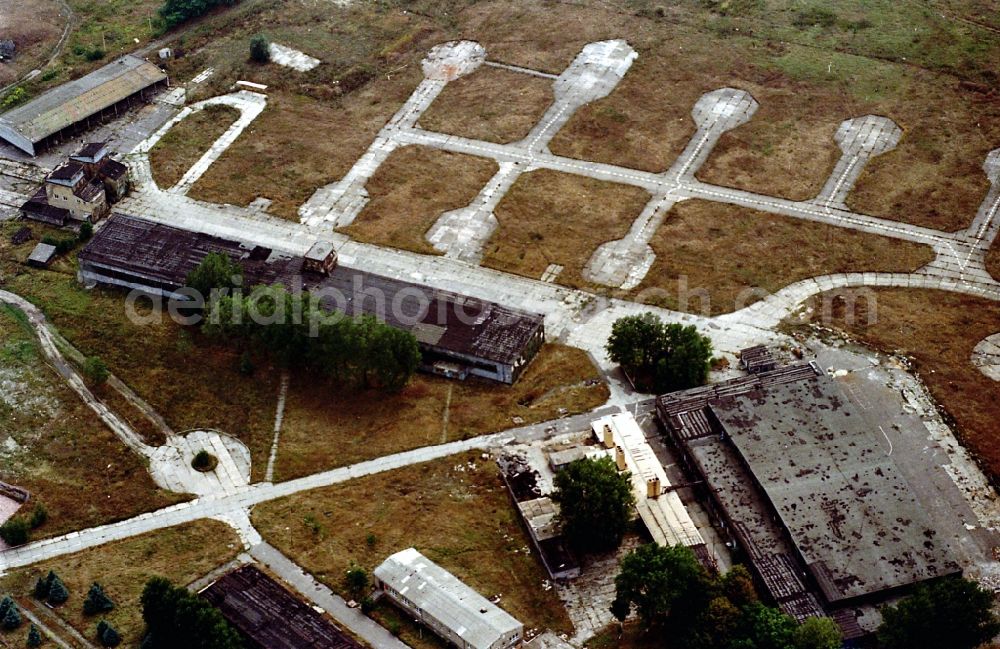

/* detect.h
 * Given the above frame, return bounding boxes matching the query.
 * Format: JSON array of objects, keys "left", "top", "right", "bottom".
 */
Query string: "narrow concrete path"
[
  {"left": 265, "top": 371, "right": 290, "bottom": 483},
  {"left": 249, "top": 541, "right": 410, "bottom": 649},
  {"left": 19, "top": 603, "right": 85, "bottom": 649},
  {"left": 0, "top": 290, "right": 154, "bottom": 456}
]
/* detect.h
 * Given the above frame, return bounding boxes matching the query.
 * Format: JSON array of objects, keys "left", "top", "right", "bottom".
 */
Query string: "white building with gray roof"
[{"left": 373, "top": 548, "right": 524, "bottom": 649}]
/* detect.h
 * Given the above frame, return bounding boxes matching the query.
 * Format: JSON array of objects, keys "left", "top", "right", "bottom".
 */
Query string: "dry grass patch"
[
  {"left": 0, "top": 260, "right": 279, "bottom": 482},
  {"left": 149, "top": 104, "right": 241, "bottom": 190},
  {"left": 632, "top": 200, "right": 936, "bottom": 316},
  {"left": 189, "top": 73, "right": 425, "bottom": 220},
  {"left": 0, "top": 520, "right": 242, "bottom": 646},
  {"left": 988, "top": 243, "right": 1000, "bottom": 282},
  {"left": 273, "top": 344, "right": 608, "bottom": 482},
  {"left": 339, "top": 145, "right": 499, "bottom": 255},
  {"left": 252, "top": 452, "right": 573, "bottom": 642},
  {"left": 0, "top": 305, "right": 184, "bottom": 539},
  {"left": 484, "top": 170, "right": 651, "bottom": 287},
  {"left": 696, "top": 89, "right": 842, "bottom": 201},
  {"left": 800, "top": 288, "right": 1000, "bottom": 478},
  {"left": 419, "top": 66, "right": 554, "bottom": 144}
]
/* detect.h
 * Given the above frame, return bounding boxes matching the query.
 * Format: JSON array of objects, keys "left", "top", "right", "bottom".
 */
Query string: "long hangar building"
[
  {"left": 78, "top": 213, "right": 545, "bottom": 384},
  {"left": 0, "top": 55, "right": 167, "bottom": 156}
]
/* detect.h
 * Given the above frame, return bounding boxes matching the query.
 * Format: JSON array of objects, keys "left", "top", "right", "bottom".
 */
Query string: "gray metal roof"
[
  {"left": 28, "top": 243, "right": 57, "bottom": 265},
  {"left": 374, "top": 548, "right": 522, "bottom": 649},
  {"left": 0, "top": 55, "right": 166, "bottom": 144},
  {"left": 711, "top": 374, "right": 959, "bottom": 602}
]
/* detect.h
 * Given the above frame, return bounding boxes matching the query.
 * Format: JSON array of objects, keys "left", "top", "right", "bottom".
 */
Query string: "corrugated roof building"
[
  {"left": 0, "top": 55, "right": 167, "bottom": 155},
  {"left": 374, "top": 548, "right": 524, "bottom": 649},
  {"left": 77, "top": 213, "right": 545, "bottom": 383}
]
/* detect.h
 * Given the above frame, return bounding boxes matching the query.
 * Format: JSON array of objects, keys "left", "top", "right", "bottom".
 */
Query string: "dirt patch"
[
  {"left": 252, "top": 452, "right": 574, "bottom": 642},
  {"left": 419, "top": 65, "right": 554, "bottom": 144},
  {"left": 0, "top": 0, "right": 64, "bottom": 87},
  {"left": 632, "top": 200, "right": 937, "bottom": 316},
  {"left": 273, "top": 344, "right": 608, "bottom": 482},
  {"left": 339, "top": 145, "right": 499, "bottom": 255},
  {"left": 988, "top": 243, "right": 1000, "bottom": 281},
  {"left": 801, "top": 288, "right": 1000, "bottom": 479},
  {"left": 483, "top": 169, "right": 651, "bottom": 286},
  {"left": 149, "top": 104, "right": 241, "bottom": 190},
  {"left": 0, "top": 520, "right": 241, "bottom": 646},
  {"left": 0, "top": 304, "right": 185, "bottom": 540}
]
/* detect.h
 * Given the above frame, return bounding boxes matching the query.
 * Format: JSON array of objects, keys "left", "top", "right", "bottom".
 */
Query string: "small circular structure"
[
  {"left": 972, "top": 333, "right": 1000, "bottom": 381},
  {"left": 192, "top": 450, "right": 218, "bottom": 472}
]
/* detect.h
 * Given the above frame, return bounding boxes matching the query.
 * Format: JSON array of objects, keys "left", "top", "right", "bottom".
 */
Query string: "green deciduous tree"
[
  {"left": 792, "top": 616, "right": 842, "bottom": 649},
  {"left": 552, "top": 456, "right": 635, "bottom": 554},
  {"left": 612, "top": 544, "right": 711, "bottom": 627},
  {"left": 606, "top": 314, "right": 713, "bottom": 394},
  {"left": 877, "top": 576, "right": 1000, "bottom": 649},
  {"left": 185, "top": 252, "right": 243, "bottom": 304},
  {"left": 249, "top": 35, "right": 270, "bottom": 63},
  {"left": 140, "top": 577, "right": 243, "bottom": 649}
]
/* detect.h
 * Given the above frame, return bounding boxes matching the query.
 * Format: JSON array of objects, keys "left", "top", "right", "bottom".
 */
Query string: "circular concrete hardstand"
[{"left": 972, "top": 333, "right": 1000, "bottom": 381}]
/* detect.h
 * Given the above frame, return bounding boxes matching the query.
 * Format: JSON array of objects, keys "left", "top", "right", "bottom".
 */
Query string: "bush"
[
  {"left": 159, "top": 0, "right": 241, "bottom": 29},
  {"left": 27, "top": 624, "right": 42, "bottom": 647},
  {"left": 97, "top": 620, "right": 121, "bottom": 647},
  {"left": 0, "top": 518, "right": 30, "bottom": 546},
  {"left": 79, "top": 221, "right": 94, "bottom": 241},
  {"left": 83, "top": 583, "right": 115, "bottom": 616},
  {"left": 2, "top": 603, "right": 21, "bottom": 630},
  {"left": 249, "top": 35, "right": 270, "bottom": 63},
  {"left": 191, "top": 450, "right": 217, "bottom": 472},
  {"left": 47, "top": 575, "right": 69, "bottom": 606},
  {"left": 0, "top": 87, "right": 29, "bottom": 110},
  {"left": 83, "top": 356, "right": 110, "bottom": 386},
  {"left": 34, "top": 573, "right": 53, "bottom": 600},
  {"left": 30, "top": 503, "right": 47, "bottom": 529},
  {"left": 40, "top": 235, "right": 76, "bottom": 255},
  {"left": 360, "top": 597, "right": 375, "bottom": 615},
  {"left": 344, "top": 567, "right": 369, "bottom": 600}
]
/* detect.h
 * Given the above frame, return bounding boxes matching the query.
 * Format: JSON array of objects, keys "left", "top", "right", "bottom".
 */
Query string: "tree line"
[
  {"left": 188, "top": 252, "right": 421, "bottom": 392},
  {"left": 159, "top": 0, "right": 240, "bottom": 29}
]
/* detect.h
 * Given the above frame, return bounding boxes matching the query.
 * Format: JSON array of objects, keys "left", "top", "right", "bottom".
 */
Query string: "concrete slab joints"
[
  {"left": 585, "top": 88, "right": 758, "bottom": 288},
  {"left": 972, "top": 333, "right": 1000, "bottom": 381},
  {"left": 298, "top": 40, "right": 486, "bottom": 228},
  {"left": 816, "top": 115, "right": 903, "bottom": 211},
  {"left": 426, "top": 40, "right": 638, "bottom": 263},
  {"left": 268, "top": 43, "right": 321, "bottom": 72}
]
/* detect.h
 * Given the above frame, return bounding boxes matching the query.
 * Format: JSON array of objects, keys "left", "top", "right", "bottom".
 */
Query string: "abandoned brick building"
[
  {"left": 20, "top": 141, "right": 129, "bottom": 227},
  {"left": 78, "top": 213, "right": 545, "bottom": 384}
]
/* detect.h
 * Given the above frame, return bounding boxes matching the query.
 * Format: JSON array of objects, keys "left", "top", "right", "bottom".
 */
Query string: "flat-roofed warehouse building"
[
  {"left": 374, "top": 548, "right": 524, "bottom": 649},
  {"left": 77, "top": 213, "right": 545, "bottom": 383},
  {"left": 656, "top": 362, "right": 961, "bottom": 641},
  {"left": 0, "top": 55, "right": 168, "bottom": 156}
]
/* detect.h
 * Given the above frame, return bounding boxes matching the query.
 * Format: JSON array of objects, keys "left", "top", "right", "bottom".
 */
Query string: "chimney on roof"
[
  {"left": 602, "top": 424, "right": 614, "bottom": 449},
  {"left": 647, "top": 477, "right": 661, "bottom": 499},
  {"left": 615, "top": 445, "right": 627, "bottom": 472}
]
